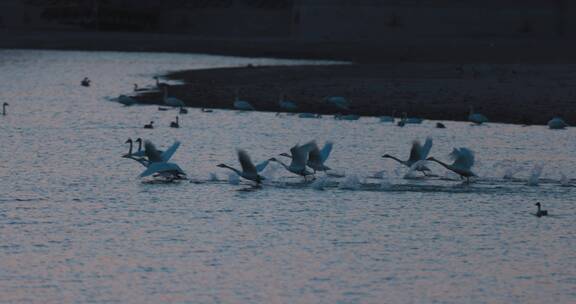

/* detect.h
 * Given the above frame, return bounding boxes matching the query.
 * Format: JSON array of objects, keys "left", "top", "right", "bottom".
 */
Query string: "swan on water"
[
  {"left": 144, "top": 121, "right": 154, "bottom": 129},
  {"left": 170, "top": 116, "right": 180, "bottom": 128},
  {"left": 334, "top": 114, "right": 360, "bottom": 120},
  {"left": 217, "top": 149, "right": 270, "bottom": 184},
  {"left": 533, "top": 202, "right": 548, "bottom": 217},
  {"left": 298, "top": 113, "right": 321, "bottom": 118},
  {"left": 280, "top": 140, "right": 333, "bottom": 174},
  {"left": 81, "top": 77, "right": 90, "bottom": 87},
  {"left": 179, "top": 107, "right": 188, "bottom": 114},
  {"left": 468, "top": 106, "right": 488, "bottom": 124},
  {"left": 382, "top": 137, "right": 433, "bottom": 175},
  {"left": 2, "top": 102, "right": 8, "bottom": 116},
  {"left": 427, "top": 147, "right": 476, "bottom": 182},
  {"left": 270, "top": 142, "right": 315, "bottom": 180},
  {"left": 201, "top": 108, "right": 214, "bottom": 113},
  {"left": 117, "top": 95, "right": 137, "bottom": 106},
  {"left": 163, "top": 87, "right": 185, "bottom": 107},
  {"left": 547, "top": 117, "right": 568, "bottom": 129},
  {"left": 379, "top": 111, "right": 395, "bottom": 123},
  {"left": 234, "top": 89, "right": 255, "bottom": 111},
  {"left": 133, "top": 84, "right": 147, "bottom": 92}
]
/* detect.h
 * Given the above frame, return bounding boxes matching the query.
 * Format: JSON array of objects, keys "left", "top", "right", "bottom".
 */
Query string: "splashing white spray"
[
  {"left": 227, "top": 172, "right": 240, "bottom": 185},
  {"left": 339, "top": 174, "right": 360, "bottom": 190},
  {"left": 526, "top": 165, "right": 543, "bottom": 186}
]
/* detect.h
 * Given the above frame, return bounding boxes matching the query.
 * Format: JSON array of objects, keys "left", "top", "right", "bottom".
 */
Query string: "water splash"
[
  {"left": 209, "top": 172, "right": 218, "bottom": 181},
  {"left": 228, "top": 172, "right": 240, "bottom": 185},
  {"left": 339, "top": 174, "right": 360, "bottom": 190},
  {"left": 503, "top": 167, "right": 521, "bottom": 180},
  {"left": 311, "top": 176, "right": 329, "bottom": 190},
  {"left": 560, "top": 172, "right": 570, "bottom": 187},
  {"left": 526, "top": 165, "right": 543, "bottom": 186}
]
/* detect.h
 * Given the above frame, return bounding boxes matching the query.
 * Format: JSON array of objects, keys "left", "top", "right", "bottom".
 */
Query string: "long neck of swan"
[
  {"left": 2, "top": 105, "right": 5, "bottom": 115},
  {"left": 429, "top": 158, "right": 452, "bottom": 170},
  {"left": 273, "top": 159, "right": 289, "bottom": 170},
  {"left": 221, "top": 165, "right": 242, "bottom": 176},
  {"left": 137, "top": 141, "right": 142, "bottom": 152},
  {"left": 537, "top": 204, "right": 541, "bottom": 212},
  {"left": 385, "top": 155, "right": 406, "bottom": 166},
  {"left": 128, "top": 142, "right": 133, "bottom": 155}
]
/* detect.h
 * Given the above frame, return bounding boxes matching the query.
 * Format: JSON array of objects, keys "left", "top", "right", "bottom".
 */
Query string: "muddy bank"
[{"left": 132, "top": 63, "right": 575, "bottom": 125}]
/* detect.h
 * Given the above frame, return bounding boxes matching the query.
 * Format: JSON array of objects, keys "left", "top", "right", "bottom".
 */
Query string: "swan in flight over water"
[
  {"left": 468, "top": 106, "right": 488, "bottom": 124},
  {"left": 271, "top": 142, "right": 316, "bottom": 180},
  {"left": 533, "top": 202, "right": 548, "bottom": 217},
  {"left": 280, "top": 141, "right": 333, "bottom": 174},
  {"left": 382, "top": 137, "right": 433, "bottom": 175},
  {"left": 217, "top": 150, "right": 270, "bottom": 184},
  {"left": 547, "top": 117, "right": 568, "bottom": 129},
  {"left": 123, "top": 138, "right": 145, "bottom": 158},
  {"left": 427, "top": 147, "right": 476, "bottom": 182},
  {"left": 2, "top": 102, "right": 8, "bottom": 116},
  {"left": 138, "top": 140, "right": 186, "bottom": 180},
  {"left": 234, "top": 89, "right": 255, "bottom": 111},
  {"left": 163, "top": 87, "right": 185, "bottom": 107}
]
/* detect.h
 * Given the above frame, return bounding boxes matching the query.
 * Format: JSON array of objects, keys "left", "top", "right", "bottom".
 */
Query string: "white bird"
[
  {"left": 81, "top": 77, "right": 90, "bottom": 87},
  {"left": 123, "top": 138, "right": 176, "bottom": 165},
  {"left": 117, "top": 95, "right": 137, "bottom": 106},
  {"left": 138, "top": 140, "right": 186, "bottom": 180},
  {"left": 427, "top": 147, "right": 476, "bottom": 182},
  {"left": 170, "top": 116, "right": 180, "bottom": 128},
  {"left": 280, "top": 141, "right": 333, "bottom": 173},
  {"left": 123, "top": 138, "right": 144, "bottom": 158},
  {"left": 217, "top": 150, "right": 269, "bottom": 184},
  {"left": 133, "top": 84, "right": 147, "bottom": 92},
  {"left": 382, "top": 137, "right": 433, "bottom": 174},
  {"left": 234, "top": 89, "right": 255, "bottom": 111},
  {"left": 163, "top": 87, "right": 185, "bottom": 107},
  {"left": 468, "top": 106, "right": 488, "bottom": 124},
  {"left": 278, "top": 94, "right": 298, "bottom": 111},
  {"left": 547, "top": 117, "right": 568, "bottom": 129},
  {"left": 298, "top": 113, "right": 321, "bottom": 118},
  {"left": 533, "top": 202, "right": 548, "bottom": 217},
  {"left": 325, "top": 96, "right": 349, "bottom": 110},
  {"left": 270, "top": 143, "right": 315, "bottom": 179},
  {"left": 2, "top": 102, "right": 8, "bottom": 116}
]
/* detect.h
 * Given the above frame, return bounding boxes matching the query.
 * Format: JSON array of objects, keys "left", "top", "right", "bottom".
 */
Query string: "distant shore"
[{"left": 133, "top": 63, "right": 575, "bottom": 125}]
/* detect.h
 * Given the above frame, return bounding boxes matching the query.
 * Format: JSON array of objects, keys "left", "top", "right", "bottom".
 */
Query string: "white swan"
[
  {"left": 533, "top": 202, "right": 548, "bottom": 217},
  {"left": 118, "top": 95, "right": 137, "bottom": 106},
  {"left": 234, "top": 89, "right": 255, "bottom": 111},
  {"left": 382, "top": 137, "right": 433, "bottom": 174},
  {"left": 144, "top": 121, "right": 154, "bottom": 129},
  {"left": 138, "top": 140, "right": 186, "bottom": 179},
  {"left": 468, "top": 106, "right": 488, "bottom": 124},
  {"left": 124, "top": 138, "right": 174, "bottom": 164},
  {"left": 154, "top": 76, "right": 170, "bottom": 89},
  {"left": 278, "top": 94, "right": 298, "bottom": 111},
  {"left": 547, "top": 117, "right": 568, "bottom": 129},
  {"left": 298, "top": 113, "right": 321, "bottom": 118},
  {"left": 270, "top": 143, "right": 315, "bottom": 179},
  {"left": 163, "top": 87, "right": 185, "bottom": 107},
  {"left": 2, "top": 102, "right": 8, "bottom": 116},
  {"left": 217, "top": 149, "right": 269, "bottom": 184},
  {"left": 280, "top": 140, "right": 333, "bottom": 173},
  {"left": 81, "top": 77, "right": 90, "bottom": 87},
  {"left": 427, "top": 147, "right": 476, "bottom": 182},
  {"left": 133, "top": 84, "right": 147, "bottom": 92}
]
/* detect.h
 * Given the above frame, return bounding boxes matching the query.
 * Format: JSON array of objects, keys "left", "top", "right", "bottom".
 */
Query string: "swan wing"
[
  {"left": 421, "top": 137, "right": 433, "bottom": 159},
  {"left": 144, "top": 140, "right": 163, "bottom": 163},
  {"left": 140, "top": 162, "right": 184, "bottom": 177},
  {"left": 290, "top": 143, "right": 311, "bottom": 170},
  {"left": 452, "top": 147, "right": 475, "bottom": 170},
  {"left": 238, "top": 149, "right": 257, "bottom": 175},
  {"left": 305, "top": 141, "right": 321, "bottom": 164},
  {"left": 255, "top": 159, "right": 270, "bottom": 173},
  {"left": 408, "top": 140, "right": 423, "bottom": 162},
  {"left": 320, "top": 141, "right": 334, "bottom": 163},
  {"left": 161, "top": 141, "right": 181, "bottom": 162}
]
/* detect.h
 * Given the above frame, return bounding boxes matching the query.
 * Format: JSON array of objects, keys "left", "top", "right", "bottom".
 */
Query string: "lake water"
[{"left": 0, "top": 49, "right": 574, "bottom": 303}]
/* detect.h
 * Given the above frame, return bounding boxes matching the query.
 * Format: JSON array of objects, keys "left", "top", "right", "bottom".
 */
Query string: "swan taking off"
[
  {"left": 2, "top": 102, "right": 8, "bottom": 116},
  {"left": 280, "top": 140, "right": 333, "bottom": 174},
  {"left": 233, "top": 89, "right": 255, "bottom": 111},
  {"left": 427, "top": 147, "right": 476, "bottom": 182},
  {"left": 163, "top": 87, "right": 185, "bottom": 107},
  {"left": 138, "top": 140, "right": 186, "bottom": 180},
  {"left": 468, "top": 106, "right": 488, "bottom": 124},
  {"left": 547, "top": 117, "right": 568, "bottom": 129},
  {"left": 383, "top": 137, "right": 433, "bottom": 175},
  {"left": 217, "top": 149, "right": 269, "bottom": 184},
  {"left": 270, "top": 142, "right": 316, "bottom": 179}
]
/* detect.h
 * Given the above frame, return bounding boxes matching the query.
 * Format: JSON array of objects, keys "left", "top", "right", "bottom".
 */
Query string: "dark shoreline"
[{"left": 132, "top": 63, "right": 575, "bottom": 126}]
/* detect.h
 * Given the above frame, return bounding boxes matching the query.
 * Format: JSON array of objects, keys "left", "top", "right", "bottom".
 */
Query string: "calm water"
[{"left": 0, "top": 50, "right": 574, "bottom": 303}]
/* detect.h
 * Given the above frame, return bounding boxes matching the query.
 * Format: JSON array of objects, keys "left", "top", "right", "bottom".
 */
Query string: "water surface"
[{"left": 0, "top": 50, "right": 574, "bottom": 303}]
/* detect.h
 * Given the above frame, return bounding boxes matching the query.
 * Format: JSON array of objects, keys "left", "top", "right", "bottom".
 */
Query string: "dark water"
[{"left": 0, "top": 50, "right": 574, "bottom": 303}]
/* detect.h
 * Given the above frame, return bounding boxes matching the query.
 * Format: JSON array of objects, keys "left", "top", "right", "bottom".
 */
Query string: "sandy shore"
[{"left": 133, "top": 63, "right": 575, "bottom": 125}]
